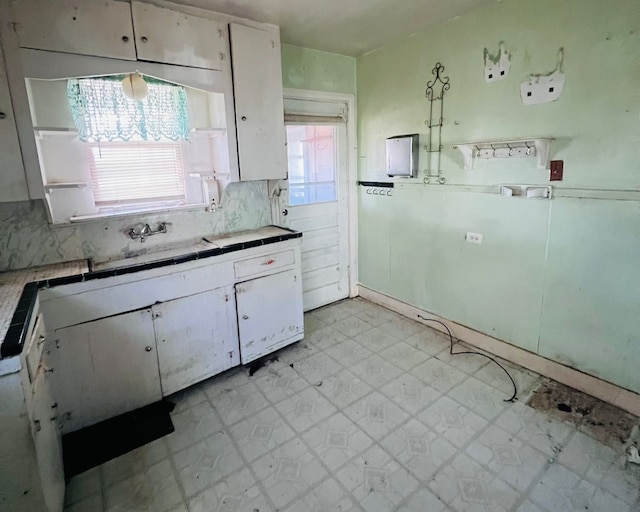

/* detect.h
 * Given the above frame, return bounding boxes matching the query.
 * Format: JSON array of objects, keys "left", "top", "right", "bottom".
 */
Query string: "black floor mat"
[{"left": 62, "top": 400, "right": 175, "bottom": 479}]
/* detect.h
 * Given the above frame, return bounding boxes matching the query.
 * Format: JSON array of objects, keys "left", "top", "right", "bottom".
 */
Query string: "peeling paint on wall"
[
  {"left": 483, "top": 41, "right": 511, "bottom": 83},
  {"left": 520, "top": 48, "right": 566, "bottom": 105}
]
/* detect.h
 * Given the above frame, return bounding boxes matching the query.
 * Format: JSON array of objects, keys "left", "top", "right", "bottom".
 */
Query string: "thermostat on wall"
[{"left": 386, "top": 134, "right": 419, "bottom": 177}]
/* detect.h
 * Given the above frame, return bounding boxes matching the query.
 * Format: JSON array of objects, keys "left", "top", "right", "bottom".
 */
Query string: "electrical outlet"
[{"left": 466, "top": 232, "right": 483, "bottom": 244}]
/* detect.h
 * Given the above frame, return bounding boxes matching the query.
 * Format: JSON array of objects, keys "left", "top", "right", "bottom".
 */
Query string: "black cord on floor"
[{"left": 416, "top": 314, "right": 517, "bottom": 402}]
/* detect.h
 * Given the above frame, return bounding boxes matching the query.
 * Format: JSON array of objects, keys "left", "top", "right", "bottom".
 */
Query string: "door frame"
[{"left": 282, "top": 88, "right": 358, "bottom": 299}]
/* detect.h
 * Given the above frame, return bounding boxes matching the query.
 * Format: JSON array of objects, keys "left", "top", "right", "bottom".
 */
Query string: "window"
[
  {"left": 67, "top": 76, "right": 191, "bottom": 210},
  {"left": 286, "top": 125, "right": 337, "bottom": 206},
  {"left": 89, "top": 142, "right": 185, "bottom": 206}
]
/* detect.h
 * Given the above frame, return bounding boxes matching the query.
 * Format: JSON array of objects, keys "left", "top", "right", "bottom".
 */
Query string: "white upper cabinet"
[
  {"left": 230, "top": 23, "right": 287, "bottom": 181},
  {"left": 0, "top": 41, "right": 28, "bottom": 202},
  {"left": 11, "top": 0, "right": 137, "bottom": 60},
  {"left": 131, "top": 2, "right": 226, "bottom": 70},
  {"left": 11, "top": 1, "right": 226, "bottom": 69}
]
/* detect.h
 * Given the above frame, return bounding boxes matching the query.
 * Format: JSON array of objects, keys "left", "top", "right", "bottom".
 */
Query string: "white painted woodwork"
[
  {"left": 47, "top": 309, "right": 162, "bottom": 433},
  {"left": 38, "top": 239, "right": 303, "bottom": 430},
  {"left": 22, "top": 313, "right": 46, "bottom": 386},
  {"left": 236, "top": 269, "right": 304, "bottom": 364},
  {"left": 16, "top": 305, "right": 64, "bottom": 512},
  {"left": 29, "top": 367, "right": 65, "bottom": 512},
  {"left": 230, "top": 23, "right": 287, "bottom": 180},
  {"left": 152, "top": 287, "right": 239, "bottom": 396},
  {"left": 131, "top": 1, "right": 226, "bottom": 70},
  {"left": 0, "top": 369, "right": 51, "bottom": 512},
  {"left": 0, "top": 41, "right": 29, "bottom": 202},
  {"left": 234, "top": 249, "right": 295, "bottom": 279},
  {"left": 11, "top": 0, "right": 137, "bottom": 60},
  {"left": 41, "top": 260, "right": 235, "bottom": 331},
  {"left": 39, "top": 239, "right": 300, "bottom": 330}
]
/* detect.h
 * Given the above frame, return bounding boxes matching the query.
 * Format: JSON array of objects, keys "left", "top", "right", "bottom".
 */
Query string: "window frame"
[{"left": 285, "top": 124, "right": 339, "bottom": 207}]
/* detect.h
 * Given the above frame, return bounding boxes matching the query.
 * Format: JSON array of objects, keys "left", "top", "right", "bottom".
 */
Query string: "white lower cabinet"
[
  {"left": 48, "top": 309, "right": 162, "bottom": 433},
  {"left": 29, "top": 368, "right": 65, "bottom": 512},
  {"left": 152, "top": 287, "right": 239, "bottom": 396},
  {"left": 236, "top": 270, "right": 304, "bottom": 364},
  {"left": 41, "top": 241, "right": 304, "bottom": 434}
]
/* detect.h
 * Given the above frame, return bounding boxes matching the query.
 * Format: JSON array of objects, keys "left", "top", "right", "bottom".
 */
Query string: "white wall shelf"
[
  {"left": 499, "top": 185, "right": 552, "bottom": 199},
  {"left": 453, "top": 137, "right": 553, "bottom": 171}
]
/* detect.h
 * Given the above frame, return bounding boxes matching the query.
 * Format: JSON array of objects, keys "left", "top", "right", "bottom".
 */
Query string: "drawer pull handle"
[
  {"left": 38, "top": 335, "right": 46, "bottom": 345},
  {"left": 262, "top": 259, "right": 275, "bottom": 265},
  {"left": 145, "top": 346, "right": 153, "bottom": 352},
  {"left": 242, "top": 315, "right": 249, "bottom": 320}
]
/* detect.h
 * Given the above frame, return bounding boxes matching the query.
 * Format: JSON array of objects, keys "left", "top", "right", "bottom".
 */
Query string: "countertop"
[
  {"left": 0, "top": 260, "right": 90, "bottom": 373},
  {"left": 0, "top": 226, "right": 301, "bottom": 363}
]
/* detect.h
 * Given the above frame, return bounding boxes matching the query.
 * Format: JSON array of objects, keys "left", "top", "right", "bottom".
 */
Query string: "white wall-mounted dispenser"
[{"left": 386, "top": 134, "right": 419, "bottom": 177}]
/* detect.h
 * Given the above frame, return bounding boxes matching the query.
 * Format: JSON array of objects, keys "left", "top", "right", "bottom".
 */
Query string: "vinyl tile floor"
[{"left": 63, "top": 298, "right": 640, "bottom": 512}]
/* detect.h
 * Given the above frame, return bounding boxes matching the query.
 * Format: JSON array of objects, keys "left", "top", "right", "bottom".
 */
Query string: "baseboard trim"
[{"left": 358, "top": 285, "right": 640, "bottom": 416}]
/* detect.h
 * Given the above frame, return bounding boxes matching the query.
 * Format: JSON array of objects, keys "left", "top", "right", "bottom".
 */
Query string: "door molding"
[{"left": 282, "top": 88, "right": 358, "bottom": 298}]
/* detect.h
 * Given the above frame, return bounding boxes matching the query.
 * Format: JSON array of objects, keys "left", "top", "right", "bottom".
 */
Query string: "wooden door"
[
  {"left": 230, "top": 23, "right": 286, "bottom": 181},
  {"left": 152, "top": 287, "right": 239, "bottom": 396},
  {"left": 47, "top": 309, "right": 162, "bottom": 433},
  {"left": 285, "top": 122, "right": 350, "bottom": 310},
  {"left": 236, "top": 270, "right": 304, "bottom": 364}
]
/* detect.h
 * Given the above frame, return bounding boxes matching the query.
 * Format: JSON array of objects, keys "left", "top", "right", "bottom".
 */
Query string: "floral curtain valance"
[{"left": 67, "top": 76, "right": 189, "bottom": 143}]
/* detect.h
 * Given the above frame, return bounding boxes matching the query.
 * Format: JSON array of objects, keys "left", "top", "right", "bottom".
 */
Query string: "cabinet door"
[
  {"left": 236, "top": 270, "right": 304, "bottom": 364},
  {"left": 47, "top": 309, "right": 161, "bottom": 433},
  {"left": 30, "top": 369, "right": 65, "bottom": 512},
  {"left": 131, "top": 2, "right": 226, "bottom": 70},
  {"left": 0, "top": 42, "right": 28, "bottom": 202},
  {"left": 152, "top": 287, "right": 239, "bottom": 396},
  {"left": 12, "top": 0, "right": 137, "bottom": 60},
  {"left": 230, "top": 23, "right": 287, "bottom": 181}
]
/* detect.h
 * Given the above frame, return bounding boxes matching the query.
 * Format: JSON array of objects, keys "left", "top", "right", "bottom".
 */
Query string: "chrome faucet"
[{"left": 128, "top": 222, "right": 168, "bottom": 242}]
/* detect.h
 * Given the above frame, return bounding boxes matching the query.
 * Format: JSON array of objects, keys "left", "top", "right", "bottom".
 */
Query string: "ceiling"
[{"left": 167, "top": 0, "right": 495, "bottom": 56}]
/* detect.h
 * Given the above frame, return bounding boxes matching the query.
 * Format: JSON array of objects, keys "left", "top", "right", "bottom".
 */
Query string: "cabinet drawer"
[{"left": 234, "top": 250, "right": 295, "bottom": 279}]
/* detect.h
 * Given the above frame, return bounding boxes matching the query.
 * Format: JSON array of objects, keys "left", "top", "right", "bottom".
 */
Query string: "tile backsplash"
[{"left": 0, "top": 181, "right": 271, "bottom": 271}]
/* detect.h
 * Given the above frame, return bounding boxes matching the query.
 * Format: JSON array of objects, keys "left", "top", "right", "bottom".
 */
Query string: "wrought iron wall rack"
[{"left": 423, "top": 62, "right": 450, "bottom": 184}]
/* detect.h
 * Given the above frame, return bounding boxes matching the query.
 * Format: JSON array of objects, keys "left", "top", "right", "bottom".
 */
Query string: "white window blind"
[{"left": 89, "top": 141, "right": 185, "bottom": 206}]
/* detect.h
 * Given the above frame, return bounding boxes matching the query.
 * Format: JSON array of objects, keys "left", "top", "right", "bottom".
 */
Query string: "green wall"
[
  {"left": 357, "top": 0, "right": 640, "bottom": 392},
  {"left": 281, "top": 43, "right": 356, "bottom": 94}
]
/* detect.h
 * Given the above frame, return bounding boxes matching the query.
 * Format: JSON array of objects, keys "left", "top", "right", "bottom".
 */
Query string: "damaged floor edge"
[{"left": 358, "top": 285, "right": 640, "bottom": 417}]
